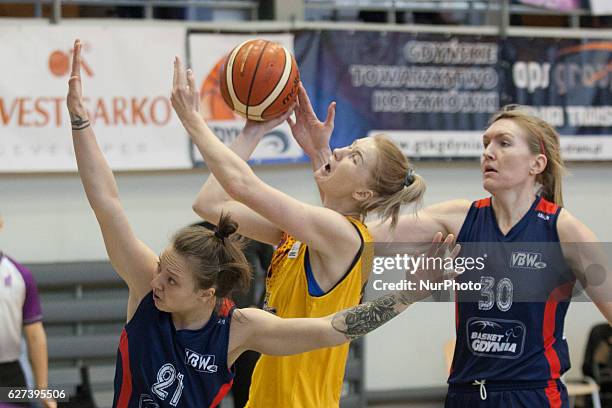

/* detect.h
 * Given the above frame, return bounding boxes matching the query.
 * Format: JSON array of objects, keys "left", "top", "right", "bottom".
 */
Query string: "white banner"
[
  {"left": 0, "top": 25, "right": 190, "bottom": 172},
  {"left": 188, "top": 33, "right": 304, "bottom": 165},
  {"left": 370, "top": 131, "right": 612, "bottom": 160},
  {"left": 590, "top": 0, "right": 612, "bottom": 15}
]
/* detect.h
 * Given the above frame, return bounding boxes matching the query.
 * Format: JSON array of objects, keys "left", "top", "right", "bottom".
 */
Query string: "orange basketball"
[{"left": 220, "top": 39, "right": 300, "bottom": 122}]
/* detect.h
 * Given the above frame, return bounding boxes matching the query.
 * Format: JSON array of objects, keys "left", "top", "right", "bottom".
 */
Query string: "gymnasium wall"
[{"left": 1, "top": 160, "right": 610, "bottom": 390}]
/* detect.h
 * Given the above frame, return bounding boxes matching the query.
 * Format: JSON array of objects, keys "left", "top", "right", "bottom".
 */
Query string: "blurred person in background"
[{"left": 0, "top": 215, "right": 56, "bottom": 408}]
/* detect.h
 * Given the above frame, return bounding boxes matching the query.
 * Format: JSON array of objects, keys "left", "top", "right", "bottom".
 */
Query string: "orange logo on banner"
[
  {"left": 199, "top": 57, "right": 238, "bottom": 121},
  {"left": 48, "top": 43, "right": 94, "bottom": 78}
]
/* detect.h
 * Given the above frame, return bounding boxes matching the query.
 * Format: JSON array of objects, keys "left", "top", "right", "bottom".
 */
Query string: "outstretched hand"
[
  {"left": 66, "top": 39, "right": 89, "bottom": 129},
  {"left": 243, "top": 103, "right": 296, "bottom": 138},
  {"left": 287, "top": 84, "right": 335, "bottom": 157},
  {"left": 403, "top": 232, "right": 462, "bottom": 303},
  {"left": 171, "top": 56, "right": 201, "bottom": 125}
]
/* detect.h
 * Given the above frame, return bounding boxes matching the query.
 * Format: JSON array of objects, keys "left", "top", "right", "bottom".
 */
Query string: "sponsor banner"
[
  {"left": 0, "top": 25, "right": 190, "bottom": 172},
  {"left": 371, "top": 131, "right": 612, "bottom": 160},
  {"left": 502, "top": 38, "right": 612, "bottom": 138},
  {"left": 294, "top": 31, "right": 502, "bottom": 154},
  {"left": 296, "top": 31, "right": 612, "bottom": 160},
  {"left": 188, "top": 33, "right": 304, "bottom": 166},
  {"left": 590, "top": 0, "right": 612, "bottom": 15}
]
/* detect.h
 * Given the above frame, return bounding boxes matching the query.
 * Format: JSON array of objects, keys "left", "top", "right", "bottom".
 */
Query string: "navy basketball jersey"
[
  {"left": 450, "top": 196, "right": 575, "bottom": 387},
  {"left": 113, "top": 293, "right": 235, "bottom": 408}
]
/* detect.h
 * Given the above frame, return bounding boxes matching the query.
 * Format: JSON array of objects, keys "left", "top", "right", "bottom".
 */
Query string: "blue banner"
[
  {"left": 295, "top": 31, "right": 503, "bottom": 152},
  {"left": 294, "top": 31, "right": 612, "bottom": 160}
]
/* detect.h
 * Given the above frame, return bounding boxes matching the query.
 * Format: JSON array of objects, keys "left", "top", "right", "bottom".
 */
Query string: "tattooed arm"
[
  {"left": 229, "top": 233, "right": 459, "bottom": 359},
  {"left": 330, "top": 292, "right": 413, "bottom": 340},
  {"left": 229, "top": 291, "right": 414, "bottom": 359}
]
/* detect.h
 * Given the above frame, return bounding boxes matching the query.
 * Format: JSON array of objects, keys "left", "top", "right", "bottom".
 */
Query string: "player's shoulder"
[
  {"left": 423, "top": 199, "right": 473, "bottom": 226},
  {"left": 427, "top": 199, "right": 473, "bottom": 214},
  {"left": 557, "top": 208, "right": 598, "bottom": 243}
]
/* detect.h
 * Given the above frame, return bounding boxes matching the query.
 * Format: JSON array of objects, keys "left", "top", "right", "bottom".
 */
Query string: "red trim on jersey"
[
  {"left": 218, "top": 298, "right": 235, "bottom": 318},
  {"left": 209, "top": 379, "right": 233, "bottom": 408},
  {"left": 543, "top": 282, "right": 574, "bottom": 384},
  {"left": 545, "top": 380, "right": 562, "bottom": 408},
  {"left": 116, "top": 329, "right": 132, "bottom": 408},
  {"left": 544, "top": 380, "right": 562, "bottom": 408},
  {"left": 536, "top": 197, "right": 559, "bottom": 215},
  {"left": 474, "top": 197, "right": 491, "bottom": 208}
]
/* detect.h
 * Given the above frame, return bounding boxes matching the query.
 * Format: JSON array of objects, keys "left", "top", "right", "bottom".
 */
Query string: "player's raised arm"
[
  {"left": 193, "top": 117, "right": 292, "bottom": 246},
  {"left": 172, "top": 57, "right": 364, "bottom": 259},
  {"left": 67, "top": 39, "right": 157, "bottom": 314}
]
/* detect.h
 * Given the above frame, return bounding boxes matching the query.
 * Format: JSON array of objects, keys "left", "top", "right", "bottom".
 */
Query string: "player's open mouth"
[
  {"left": 483, "top": 164, "right": 497, "bottom": 174},
  {"left": 316, "top": 162, "right": 332, "bottom": 178}
]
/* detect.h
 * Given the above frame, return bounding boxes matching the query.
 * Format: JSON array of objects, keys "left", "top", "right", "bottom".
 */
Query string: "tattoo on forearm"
[
  {"left": 70, "top": 112, "right": 90, "bottom": 130},
  {"left": 331, "top": 293, "right": 413, "bottom": 340}
]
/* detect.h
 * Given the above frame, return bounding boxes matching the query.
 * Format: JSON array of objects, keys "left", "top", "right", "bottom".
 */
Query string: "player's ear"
[{"left": 198, "top": 287, "right": 215, "bottom": 301}]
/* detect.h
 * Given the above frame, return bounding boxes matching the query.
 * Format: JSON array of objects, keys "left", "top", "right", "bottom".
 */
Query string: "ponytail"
[{"left": 361, "top": 134, "right": 426, "bottom": 229}]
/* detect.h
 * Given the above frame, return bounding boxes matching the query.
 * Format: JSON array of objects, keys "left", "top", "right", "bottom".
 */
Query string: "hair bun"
[{"left": 215, "top": 213, "right": 239, "bottom": 241}]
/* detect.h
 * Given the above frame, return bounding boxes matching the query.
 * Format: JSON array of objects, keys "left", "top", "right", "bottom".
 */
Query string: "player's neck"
[
  {"left": 491, "top": 189, "right": 537, "bottom": 232},
  {"left": 323, "top": 196, "right": 361, "bottom": 219},
  {"left": 171, "top": 301, "right": 215, "bottom": 331}
]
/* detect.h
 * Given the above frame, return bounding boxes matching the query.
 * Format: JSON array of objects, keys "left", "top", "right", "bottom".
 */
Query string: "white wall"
[{"left": 1, "top": 161, "right": 611, "bottom": 389}]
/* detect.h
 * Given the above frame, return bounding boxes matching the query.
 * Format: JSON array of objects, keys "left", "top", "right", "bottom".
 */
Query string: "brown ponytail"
[{"left": 172, "top": 213, "right": 251, "bottom": 299}]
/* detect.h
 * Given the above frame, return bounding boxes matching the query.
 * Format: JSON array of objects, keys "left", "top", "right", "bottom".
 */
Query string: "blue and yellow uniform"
[
  {"left": 113, "top": 293, "right": 235, "bottom": 408},
  {"left": 246, "top": 217, "right": 372, "bottom": 408},
  {"left": 447, "top": 196, "right": 574, "bottom": 407}
]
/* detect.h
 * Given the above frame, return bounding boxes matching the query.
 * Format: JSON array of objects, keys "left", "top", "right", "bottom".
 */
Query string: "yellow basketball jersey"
[{"left": 246, "top": 217, "right": 373, "bottom": 408}]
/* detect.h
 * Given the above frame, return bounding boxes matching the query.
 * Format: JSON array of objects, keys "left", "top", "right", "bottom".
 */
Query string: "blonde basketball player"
[{"left": 171, "top": 57, "right": 425, "bottom": 407}]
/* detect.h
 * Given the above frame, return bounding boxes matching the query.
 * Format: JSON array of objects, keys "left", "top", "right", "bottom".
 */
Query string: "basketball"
[{"left": 220, "top": 39, "right": 300, "bottom": 121}]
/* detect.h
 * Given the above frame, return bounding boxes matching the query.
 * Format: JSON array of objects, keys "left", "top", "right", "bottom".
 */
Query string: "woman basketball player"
[
  {"left": 170, "top": 54, "right": 426, "bottom": 407},
  {"left": 68, "top": 39, "right": 455, "bottom": 408},
  {"left": 295, "top": 96, "right": 612, "bottom": 407}
]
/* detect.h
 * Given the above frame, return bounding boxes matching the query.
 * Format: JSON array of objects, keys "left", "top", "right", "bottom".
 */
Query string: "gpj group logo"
[{"left": 198, "top": 57, "right": 290, "bottom": 155}]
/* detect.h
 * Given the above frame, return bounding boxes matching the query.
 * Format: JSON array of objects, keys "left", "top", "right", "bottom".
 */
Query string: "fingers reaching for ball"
[{"left": 171, "top": 57, "right": 201, "bottom": 122}]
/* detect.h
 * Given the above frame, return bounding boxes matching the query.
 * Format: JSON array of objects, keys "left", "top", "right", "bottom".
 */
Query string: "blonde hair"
[
  {"left": 360, "top": 134, "right": 426, "bottom": 229},
  {"left": 489, "top": 105, "right": 566, "bottom": 206}
]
